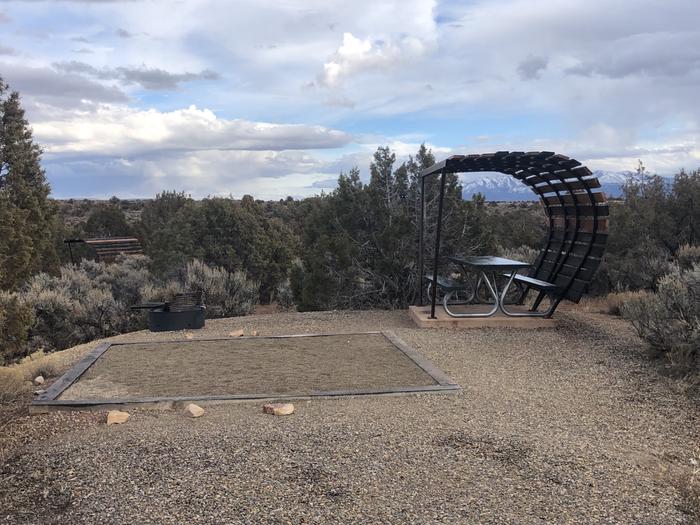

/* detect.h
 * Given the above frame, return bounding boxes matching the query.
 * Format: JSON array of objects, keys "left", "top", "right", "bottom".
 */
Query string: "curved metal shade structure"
[{"left": 419, "top": 151, "right": 609, "bottom": 318}]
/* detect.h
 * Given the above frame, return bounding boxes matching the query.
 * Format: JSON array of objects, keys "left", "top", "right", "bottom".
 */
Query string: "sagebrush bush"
[
  {"left": 275, "top": 279, "right": 295, "bottom": 310},
  {"left": 1, "top": 255, "right": 259, "bottom": 364},
  {"left": 499, "top": 245, "right": 539, "bottom": 265},
  {"left": 10, "top": 255, "right": 155, "bottom": 360},
  {"left": 185, "top": 259, "right": 258, "bottom": 317},
  {"left": 621, "top": 263, "right": 700, "bottom": 379},
  {"left": 140, "top": 280, "right": 183, "bottom": 304},
  {"left": 677, "top": 244, "right": 700, "bottom": 271}
]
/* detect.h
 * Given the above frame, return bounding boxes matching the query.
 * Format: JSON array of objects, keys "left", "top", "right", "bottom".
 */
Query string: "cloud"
[
  {"left": 0, "top": 11, "right": 10, "bottom": 23},
  {"left": 319, "top": 32, "right": 429, "bottom": 87},
  {"left": 116, "top": 28, "right": 132, "bottom": 38},
  {"left": 3, "top": 0, "right": 700, "bottom": 198},
  {"left": 118, "top": 66, "right": 219, "bottom": 89},
  {"left": 565, "top": 31, "right": 700, "bottom": 79},
  {"left": 33, "top": 104, "right": 352, "bottom": 157},
  {"left": 53, "top": 60, "right": 220, "bottom": 89},
  {"left": 0, "top": 63, "right": 129, "bottom": 108},
  {"left": 44, "top": 149, "right": 344, "bottom": 200},
  {"left": 0, "top": 45, "right": 17, "bottom": 56},
  {"left": 517, "top": 55, "right": 548, "bottom": 80}
]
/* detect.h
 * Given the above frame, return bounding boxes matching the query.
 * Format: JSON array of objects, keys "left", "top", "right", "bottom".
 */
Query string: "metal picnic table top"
[{"left": 449, "top": 255, "right": 531, "bottom": 272}]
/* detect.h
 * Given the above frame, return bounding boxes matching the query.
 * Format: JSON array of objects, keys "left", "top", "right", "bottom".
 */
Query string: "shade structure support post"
[
  {"left": 429, "top": 168, "right": 447, "bottom": 319},
  {"left": 417, "top": 176, "right": 426, "bottom": 306}
]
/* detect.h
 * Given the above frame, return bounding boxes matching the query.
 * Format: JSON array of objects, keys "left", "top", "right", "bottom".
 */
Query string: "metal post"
[
  {"left": 67, "top": 242, "right": 74, "bottom": 265},
  {"left": 418, "top": 176, "right": 425, "bottom": 306},
  {"left": 430, "top": 169, "right": 447, "bottom": 319}
]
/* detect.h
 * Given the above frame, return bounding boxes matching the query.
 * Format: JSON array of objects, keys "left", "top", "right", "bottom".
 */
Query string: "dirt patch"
[{"left": 59, "top": 333, "right": 438, "bottom": 400}]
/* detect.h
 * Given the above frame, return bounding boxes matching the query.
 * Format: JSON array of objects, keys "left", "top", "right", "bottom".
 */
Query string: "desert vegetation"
[{"left": 1, "top": 74, "right": 700, "bottom": 386}]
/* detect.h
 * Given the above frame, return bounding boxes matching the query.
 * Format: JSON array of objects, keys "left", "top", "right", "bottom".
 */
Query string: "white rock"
[
  {"left": 263, "top": 403, "right": 295, "bottom": 416},
  {"left": 33, "top": 375, "right": 45, "bottom": 385},
  {"left": 33, "top": 389, "right": 46, "bottom": 396},
  {"left": 228, "top": 329, "right": 244, "bottom": 337},
  {"left": 107, "top": 410, "right": 129, "bottom": 425},
  {"left": 184, "top": 403, "right": 205, "bottom": 418}
]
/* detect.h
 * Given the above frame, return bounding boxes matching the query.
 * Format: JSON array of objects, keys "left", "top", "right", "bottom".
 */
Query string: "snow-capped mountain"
[{"left": 460, "top": 170, "right": 638, "bottom": 201}]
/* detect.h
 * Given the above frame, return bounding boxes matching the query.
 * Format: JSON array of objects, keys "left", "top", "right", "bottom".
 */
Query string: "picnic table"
[{"left": 425, "top": 256, "right": 531, "bottom": 318}]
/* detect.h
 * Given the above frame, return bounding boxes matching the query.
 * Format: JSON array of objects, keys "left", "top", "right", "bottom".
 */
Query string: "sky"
[{"left": 0, "top": 0, "right": 699, "bottom": 199}]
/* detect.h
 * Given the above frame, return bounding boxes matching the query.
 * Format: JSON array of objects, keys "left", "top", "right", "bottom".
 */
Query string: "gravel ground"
[{"left": 1, "top": 309, "right": 699, "bottom": 524}]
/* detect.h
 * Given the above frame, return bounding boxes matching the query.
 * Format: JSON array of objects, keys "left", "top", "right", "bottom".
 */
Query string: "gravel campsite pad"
[{"left": 58, "top": 333, "right": 440, "bottom": 400}]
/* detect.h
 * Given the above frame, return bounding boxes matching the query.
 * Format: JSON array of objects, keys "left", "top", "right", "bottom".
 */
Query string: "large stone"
[
  {"left": 184, "top": 403, "right": 205, "bottom": 418},
  {"left": 251, "top": 330, "right": 259, "bottom": 336},
  {"left": 33, "top": 375, "right": 45, "bottom": 386},
  {"left": 263, "top": 403, "right": 295, "bottom": 416},
  {"left": 107, "top": 410, "right": 129, "bottom": 425},
  {"left": 228, "top": 329, "right": 244, "bottom": 337}
]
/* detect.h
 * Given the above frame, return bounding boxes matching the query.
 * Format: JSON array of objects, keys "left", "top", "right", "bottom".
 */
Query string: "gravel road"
[{"left": 1, "top": 309, "right": 698, "bottom": 524}]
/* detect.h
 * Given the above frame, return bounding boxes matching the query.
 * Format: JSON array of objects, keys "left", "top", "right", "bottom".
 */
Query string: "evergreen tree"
[{"left": 0, "top": 77, "right": 58, "bottom": 289}]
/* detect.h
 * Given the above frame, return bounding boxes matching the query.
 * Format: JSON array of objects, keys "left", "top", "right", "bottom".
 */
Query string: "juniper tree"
[{"left": 0, "top": 77, "right": 58, "bottom": 289}]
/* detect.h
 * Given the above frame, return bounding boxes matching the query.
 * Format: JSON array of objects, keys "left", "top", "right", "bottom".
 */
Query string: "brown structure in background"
[{"left": 64, "top": 237, "right": 143, "bottom": 264}]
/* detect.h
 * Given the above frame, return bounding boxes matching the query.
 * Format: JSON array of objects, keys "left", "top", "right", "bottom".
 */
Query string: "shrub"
[
  {"left": 621, "top": 263, "right": 700, "bottom": 379},
  {"left": 499, "top": 245, "right": 539, "bottom": 265},
  {"left": 677, "top": 244, "right": 700, "bottom": 271},
  {"left": 185, "top": 259, "right": 258, "bottom": 317},
  {"left": 0, "top": 291, "right": 34, "bottom": 364},
  {"left": 140, "top": 280, "right": 183, "bottom": 304},
  {"left": 275, "top": 279, "right": 295, "bottom": 310},
  {"left": 20, "top": 255, "right": 154, "bottom": 355},
  {"left": 605, "top": 245, "right": 672, "bottom": 292}
]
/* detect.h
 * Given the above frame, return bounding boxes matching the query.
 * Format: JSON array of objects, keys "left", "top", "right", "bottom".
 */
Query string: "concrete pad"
[{"left": 408, "top": 305, "right": 558, "bottom": 329}]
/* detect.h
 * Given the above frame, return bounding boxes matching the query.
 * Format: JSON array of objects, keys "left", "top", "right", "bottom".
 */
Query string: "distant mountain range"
[{"left": 460, "top": 170, "right": 639, "bottom": 201}]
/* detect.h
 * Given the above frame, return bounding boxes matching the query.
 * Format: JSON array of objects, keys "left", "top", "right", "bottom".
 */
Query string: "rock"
[
  {"left": 33, "top": 389, "right": 46, "bottom": 396},
  {"left": 229, "top": 329, "right": 244, "bottom": 337},
  {"left": 184, "top": 403, "right": 205, "bottom": 418},
  {"left": 263, "top": 403, "right": 295, "bottom": 416},
  {"left": 107, "top": 410, "right": 129, "bottom": 425},
  {"left": 33, "top": 375, "right": 45, "bottom": 386},
  {"left": 184, "top": 332, "right": 194, "bottom": 340},
  {"left": 251, "top": 330, "right": 258, "bottom": 336}
]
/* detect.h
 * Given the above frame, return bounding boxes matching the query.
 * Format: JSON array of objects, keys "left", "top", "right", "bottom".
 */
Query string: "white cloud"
[
  {"left": 319, "top": 32, "right": 430, "bottom": 87},
  {"left": 34, "top": 105, "right": 351, "bottom": 156}
]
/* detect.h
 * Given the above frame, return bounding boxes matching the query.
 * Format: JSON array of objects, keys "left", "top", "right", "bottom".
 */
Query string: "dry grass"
[
  {"left": 16, "top": 351, "right": 60, "bottom": 381},
  {"left": 577, "top": 291, "right": 650, "bottom": 316},
  {"left": 605, "top": 290, "right": 650, "bottom": 316},
  {"left": 674, "top": 444, "right": 700, "bottom": 523},
  {"left": 0, "top": 350, "right": 65, "bottom": 403},
  {"left": 0, "top": 368, "right": 27, "bottom": 403}
]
